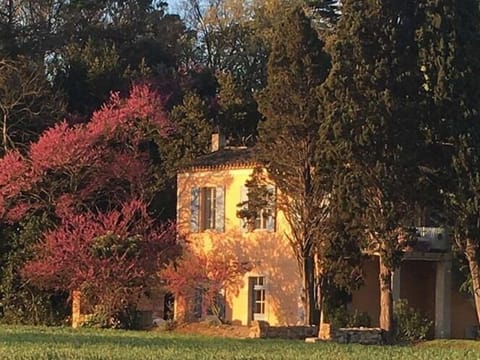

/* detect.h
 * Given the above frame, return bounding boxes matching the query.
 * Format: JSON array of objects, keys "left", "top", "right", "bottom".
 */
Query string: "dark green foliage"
[
  {"left": 256, "top": 3, "right": 330, "bottom": 325},
  {"left": 53, "top": 7, "right": 188, "bottom": 118},
  {"left": 0, "top": 215, "right": 68, "bottom": 325},
  {"left": 318, "top": 0, "right": 426, "bottom": 331},
  {"left": 55, "top": 41, "right": 133, "bottom": 117},
  {"left": 151, "top": 91, "right": 214, "bottom": 221},
  {"left": 236, "top": 167, "right": 275, "bottom": 229},
  {"left": 81, "top": 305, "right": 147, "bottom": 330},
  {"left": 418, "top": 0, "right": 480, "bottom": 323},
  {"left": 181, "top": 0, "right": 270, "bottom": 144},
  {"left": 164, "top": 92, "right": 214, "bottom": 173},
  {"left": 394, "top": 299, "right": 433, "bottom": 342},
  {"left": 328, "top": 307, "right": 372, "bottom": 329},
  {"left": 90, "top": 234, "right": 141, "bottom": 260},
  {"left": 216, "top": 72, "right": 260, "bottom": 146}
]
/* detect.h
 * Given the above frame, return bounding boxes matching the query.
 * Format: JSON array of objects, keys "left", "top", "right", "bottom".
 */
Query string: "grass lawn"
[{"left": 0, "top": 325, "right": 479, "bottom": 360}]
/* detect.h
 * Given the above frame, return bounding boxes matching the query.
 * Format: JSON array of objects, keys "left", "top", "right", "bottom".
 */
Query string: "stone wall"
[
  {"left": 334, "top": 327, "right": 384, "bottom": 345},
  {"left": 249, "top": 321, "right": 318, "bottom": 339}
]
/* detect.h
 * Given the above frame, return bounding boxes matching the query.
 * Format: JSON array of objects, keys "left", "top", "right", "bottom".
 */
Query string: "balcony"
[{"left": 415, "top": 227, "right": 449, "bottom": 252}]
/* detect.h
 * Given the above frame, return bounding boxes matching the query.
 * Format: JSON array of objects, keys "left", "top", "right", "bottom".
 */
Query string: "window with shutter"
[
  {"left": 239, "top": 185, "right": 276, "bottom": 232},
  {"left": 190, "top": 187, "right": 200, "bottom": 232},
  {"left": 191, "top": 186, "right": 225, "bottom": 232},
  {"left": 215, "top": 186, "right": 225, "bottom": 232}
]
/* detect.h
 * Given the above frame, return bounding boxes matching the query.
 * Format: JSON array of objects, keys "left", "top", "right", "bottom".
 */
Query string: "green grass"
[{"left": 0, "top": 325, "right": 479, "bottom": 360}]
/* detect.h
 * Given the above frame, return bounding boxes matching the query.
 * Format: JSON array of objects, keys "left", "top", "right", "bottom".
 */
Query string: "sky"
[{"left": 167, "top": 0, "right": 184, "bottom": 15}]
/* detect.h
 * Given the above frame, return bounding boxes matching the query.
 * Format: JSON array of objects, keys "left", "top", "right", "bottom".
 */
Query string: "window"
[
  {"left": 249, "top": 276, "right": 266, "bottom": 321},
  {"left": 200, "top": 187, "right": 216, "bottom": 230},
  {"left": 239, "top": 185, "right": 276, "bottom": 232},
  {"left": 191, "top": 186, "right": 225, "bottom": 232},
  {"left": 193, "top": 288, "right": 204, "bottom": 319},
  {"left": 193, "top": 288, "right": 226, "bottom": 320},
  {"left": 254, "top": 208, "right": 271, "bottom": 230}
]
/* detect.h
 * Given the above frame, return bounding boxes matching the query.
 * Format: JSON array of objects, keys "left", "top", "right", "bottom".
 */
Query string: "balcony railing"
[{"left": 416, "top": 227, "right": 449, "bottom": 251}]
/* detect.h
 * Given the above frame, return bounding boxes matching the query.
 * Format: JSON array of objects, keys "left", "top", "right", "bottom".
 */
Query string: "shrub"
[
  {"left": 328, "top": 307, "right": 371, "bottom": 329},
  {"left": 393, "top": 299, "right": 433, "bottom": 342}
]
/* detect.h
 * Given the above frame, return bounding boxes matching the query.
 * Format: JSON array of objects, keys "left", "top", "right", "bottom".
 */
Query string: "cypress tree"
[
  {"left": 419, "top": 0, "right": 480, "bottom": 325},
  {"left": 318, "top": 0, "right": 424, "bottom": 335},
  {"left": 255, "top": 3, "right": 330, "bottom": 325}
]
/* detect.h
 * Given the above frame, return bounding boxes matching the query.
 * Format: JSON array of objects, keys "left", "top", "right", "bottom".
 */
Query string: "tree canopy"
[{"left": 255, "top": 3, "right": 330, "bottom": 325}]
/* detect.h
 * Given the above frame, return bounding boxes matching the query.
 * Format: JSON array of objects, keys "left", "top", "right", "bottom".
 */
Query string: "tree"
[
  {"left": 418, "top": 0, "right": 480, "bottom": 325},
  {"left": 0, "top": 84, "right": 175, "bottom": 324},
  {"left": 179, "top": 0, "right": 269, "bottom": 143},
  {"left": 0, "top": 0, "right": 60, "bottom": 58},
  {"left": 0, "top": 213, "right": 68, "bottom": 325},
  {"left": 51, "top": 1, "right": 190, "bottom": 118},
  {"left": 162, "top": 92, "right": 214, "bottom": 176},
  {"left": 162, "top": 250, "right": 248, "bottom": 321},
  {"left": 318, "top": 0, "right": 424, "bottom": 336},
  {"left": 236, "top": 167, "right": 276, "bottom": 231},
  {"left": 22, "top": 200, "right": 179, "bottom": 323},
  {"left": 0, "top": 84, "right": 173, "bottom": 222},
  {"left": 0, "top": 57, "right": 64, "bottom": 156},
  {"left": 255, "top": 4, "right": 330, "bottom": 325}
]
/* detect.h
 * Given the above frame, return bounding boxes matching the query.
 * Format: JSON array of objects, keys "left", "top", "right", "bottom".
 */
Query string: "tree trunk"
[
  {"left": 316, "top": 274, "right": 324, "bottom": 325},
  {"left": 379, "top": 255, "right": 394, "bottom": 338},
  {"left": 302, "top": 255, "right": 316, "bottom": 325},
  {"left": 465, "top": 239, "right": 480, "bottom": 325},
  {"left": 2, "top": 113, "right": 7, "bottom": 153}
]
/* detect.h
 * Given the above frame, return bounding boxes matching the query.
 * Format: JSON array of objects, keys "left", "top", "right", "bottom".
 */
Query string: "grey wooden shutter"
[
  {"left": 266, "top": 185, "right": 276, "bottom": 232},
  {"left": 191, "top": 187, "right": 200, "bottom": 232},
  {"left": 215, "top": 186, "right": 225, "bottom": 232}
]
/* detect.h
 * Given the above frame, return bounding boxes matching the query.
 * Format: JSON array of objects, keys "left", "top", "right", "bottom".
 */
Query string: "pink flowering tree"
[
  {"left": 161, "top": 251, "right": 250, "bottom": 321},
  {"left": 0, "top": 84, "right": 173, "bottom": 222},
  {"left": 22, "top": 200, "right": 180, "bottom": 322},
  {"left": 0, "top": 85, "right": 180, "bottom": 325}
]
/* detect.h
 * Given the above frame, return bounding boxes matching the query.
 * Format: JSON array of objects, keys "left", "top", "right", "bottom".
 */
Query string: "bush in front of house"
[{"left": 393, "top": 299, "right": 433, "bottom": 342}]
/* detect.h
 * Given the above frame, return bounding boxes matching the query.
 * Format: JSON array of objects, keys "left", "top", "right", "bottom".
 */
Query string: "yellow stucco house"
[
  {"left": 176, "top": 135, "right": 305, "bottom": 326},
  {"left": 175, "top": 135, "right": 479, "bottom": 338}
]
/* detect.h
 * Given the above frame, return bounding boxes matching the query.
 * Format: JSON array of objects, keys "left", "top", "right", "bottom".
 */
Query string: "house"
[
  {"left": 176, "top": 134, "right": 479, "bottom": 338},
  {"left": 176, "top": 134, "right": 305, "bottom": 326},
  {"left": 352, "top": 236, "right": 478, "bottom": 339}
]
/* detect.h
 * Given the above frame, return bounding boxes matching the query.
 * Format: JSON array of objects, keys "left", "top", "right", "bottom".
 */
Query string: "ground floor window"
[
  {"left": 249, "top": 276, "right": 266, "bottom": 321},
  {"left": 193, "top": 288, "right": 226, "bottom": 320},
  {"left": 163, "top": 293, "right": 174, "bottom": 320}
]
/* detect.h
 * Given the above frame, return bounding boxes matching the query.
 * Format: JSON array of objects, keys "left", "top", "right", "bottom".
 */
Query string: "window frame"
[
  {"left": 249, "top": 276, "right": 266, "bottom": 321},
  {"left": 190, "top": 186, "right": 225, "bottom": 233},
  {"left": 200, "top": 187, "right": 216, "bottom": 231},
  {"left": 239, "top": 185, "right": 276, "bottom": 232}
]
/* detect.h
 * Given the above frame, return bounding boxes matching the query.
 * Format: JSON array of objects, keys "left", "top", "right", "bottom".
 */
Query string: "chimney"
[{"left": 211, "top": 132, "right": 225, "bottom": 152}]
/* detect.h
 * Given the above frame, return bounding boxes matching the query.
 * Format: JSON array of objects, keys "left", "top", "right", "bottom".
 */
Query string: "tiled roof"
[{"left": 180, "top": 147, "right": 258, "bottom": 172}]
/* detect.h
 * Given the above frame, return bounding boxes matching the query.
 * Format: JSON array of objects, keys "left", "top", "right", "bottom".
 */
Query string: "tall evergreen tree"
[
  {"left": 318, "top": 0, "right": 424, "bottom": 335},
  {"left": 418, "top": 0, "right": 480, "bottom": 325},
  {"left": 255, "top": 4, "right": 330, "bottom": 325}
]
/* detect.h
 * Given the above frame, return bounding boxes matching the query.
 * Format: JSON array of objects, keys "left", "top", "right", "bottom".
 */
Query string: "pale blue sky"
[{"left": 167, "top": 0, "right": 183, "bottom": 15}]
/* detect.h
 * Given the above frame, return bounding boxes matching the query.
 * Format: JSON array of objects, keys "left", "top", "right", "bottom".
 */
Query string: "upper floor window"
[
  {"left": 238, "top": 185, "right": 276, "bottom": 232},
  {"left": 191, "top": 186, "right": 225, "bottom": 232},
  {"left": 200, "top": 187, "right": 216, "bottom": 230}
]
